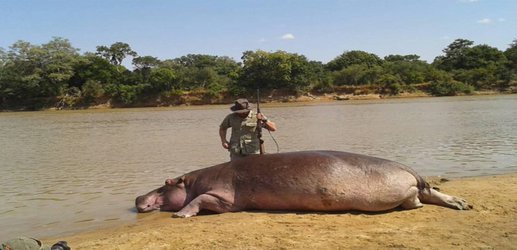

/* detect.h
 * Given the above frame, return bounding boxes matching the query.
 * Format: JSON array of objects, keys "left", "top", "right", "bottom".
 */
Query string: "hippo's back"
[{"left": 230, "top": 150, "right": 423, "bottom": 211}]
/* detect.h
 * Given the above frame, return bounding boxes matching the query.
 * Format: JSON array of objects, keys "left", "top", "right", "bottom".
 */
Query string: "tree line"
[{"left": 1, "top": 37, "right": 516, "bottom": 110}]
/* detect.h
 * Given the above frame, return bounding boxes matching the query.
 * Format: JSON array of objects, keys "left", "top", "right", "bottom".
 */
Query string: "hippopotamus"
[{"left": 135, "top": 150, "right": 472, "bottom": 217}]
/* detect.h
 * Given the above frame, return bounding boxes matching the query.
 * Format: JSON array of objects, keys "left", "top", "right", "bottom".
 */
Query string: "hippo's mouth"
[
  {"left": 150, "top": 196, "right": 165, "bottom": 211},
  {"left": 136, "top": 195, "right": 164, "bottom": 213},
  {"left": 158, "top": 197, "right": 175, "bottom": 211}
]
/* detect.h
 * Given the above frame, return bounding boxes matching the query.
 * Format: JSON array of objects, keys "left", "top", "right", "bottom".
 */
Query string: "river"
[{"left": 1, "top": 94, "right": 516, "bottom": 240}]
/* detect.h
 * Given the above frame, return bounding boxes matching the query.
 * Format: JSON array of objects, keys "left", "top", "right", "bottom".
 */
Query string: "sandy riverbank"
[{"left": 42, "top": 174, "right": 517, "bottom": 249}]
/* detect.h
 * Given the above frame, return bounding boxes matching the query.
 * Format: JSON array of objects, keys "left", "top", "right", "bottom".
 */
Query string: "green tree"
[
  {"left": 463, "top": 44, "right": 507, "bottom": 69},
  {"left": 326, "top": 50, "right": 383, "bottom": 71},
  {"left": 382, "top": 55, "right": 431, "bottom": 84},
  {"left": 69, "top": 53, "right": 121, "bottom": 89},
  {"left": 173, "top": 54, "right": 240, "bottom": 75},
  {"left": 115, "top": 84, "right": 145, "bottom": 104},
  {"left": 0, "top": 47, "right": 8, "bottom": 105},
  {"left": 378, "top": 73, "right": 403, "bottom": 95},
  {"left": 384, "top": 54, "right": 421, "bottom": 62},
  {"left": 433, "top": 39, "right": 474, "bottom": 71},
  {"left": 169, "top": 54, "right": 240, "bottom": 93},
  {"left": 81, "top": 80, "right": 105, "bottom": 104},
  {"left": 504, "top": 39, "right": 517, "bottom": 73},
  {"left": 332, "top": 64, "right": 382, "bottom": 86},
  {"left": 0, "top": 38, "right": 79, "bottom": 107},
  {"left": 132, "top": 56, "right": 161, "bottom": 86},
  {"left": 434, "top": 39, "right": 508, "bottom": 89},
  {"left": 427, "top": 80, "right": 474, "bottom": 96},
  {"left": 308, "top": 61, "right": 333, "bottom": 92},
  {"left": 148, "top": 67, "right": 177, "bottom": 92},
  {"left": 239, "top": 50, "right": 316, "bottom": 93},
  {"left": 502, "top": 39, "right": 517, "bottom": 89},
  {"left": 96, "top": 42, "right": 137, "bottom": 66},
  {"left": 41, "top": 37, "right": 79, "bottom": 85},
  {"left": 425, "top": 67, "right": 453, "bottom": 82},
  {"left": 132, "top": 56, "right": 161, "bottom": 70}
]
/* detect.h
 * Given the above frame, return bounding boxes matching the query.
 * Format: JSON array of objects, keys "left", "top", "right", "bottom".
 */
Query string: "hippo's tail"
[
  {"left": 391, "top": 162, "right": 430, "bottom": 192},
  {"left": 404, "top": 166, "right": 430, "bottom": 192},
  {"left": 415, "top": 174, "right": 431, "bottom": 192}
]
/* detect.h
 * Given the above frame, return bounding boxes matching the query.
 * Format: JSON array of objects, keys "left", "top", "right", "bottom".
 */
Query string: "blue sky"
[{"left": 1, "top": 0, "right": 516, "bottom": 64}]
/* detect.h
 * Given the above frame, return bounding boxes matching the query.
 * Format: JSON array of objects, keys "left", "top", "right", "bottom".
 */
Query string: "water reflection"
[{"left": 0, "top": 95, "right": 516, "bottom": 239}]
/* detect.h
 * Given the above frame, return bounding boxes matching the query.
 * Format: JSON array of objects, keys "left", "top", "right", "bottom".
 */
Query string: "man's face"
[{"left": 237, "top": 111, "right": 250, "bottom": 118}]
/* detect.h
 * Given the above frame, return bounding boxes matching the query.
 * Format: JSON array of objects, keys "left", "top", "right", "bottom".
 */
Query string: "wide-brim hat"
[{"left": 230, "top": 98, "right": 253, "bottom": 113}]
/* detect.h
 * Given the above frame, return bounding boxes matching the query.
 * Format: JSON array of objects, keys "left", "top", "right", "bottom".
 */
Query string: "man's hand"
[
  {"left": 256, "top": 112, "right": 267, "bottom": 121},
  {"left": 257, "top": 113, "right": 277, "bottom": 132},
  {"left": 222, "top": 141, "right": 230, "bottom": 149}
]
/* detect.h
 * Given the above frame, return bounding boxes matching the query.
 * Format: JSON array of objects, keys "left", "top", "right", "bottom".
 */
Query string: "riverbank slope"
[
  {"left": 62, "top": 90, "right": 509, "bottom": 111},
  {"left": 43, "top": 173, "right": 517, "bottom": 249}
]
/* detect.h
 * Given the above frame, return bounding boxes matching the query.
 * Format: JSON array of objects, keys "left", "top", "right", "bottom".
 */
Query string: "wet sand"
[{"left": 43, "top": 174, "right": 517, "bottom": 249}]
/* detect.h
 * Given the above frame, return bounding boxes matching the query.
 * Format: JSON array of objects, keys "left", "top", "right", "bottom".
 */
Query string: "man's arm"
[
  {"left": 262, "top": 120, "right": 276, "bottom": 131},
  {"left": 219, "top": 127, "right": 230, "bottom": 149},
  {"left": 257, "top": 113, "right": 277, "bottom": 131}
]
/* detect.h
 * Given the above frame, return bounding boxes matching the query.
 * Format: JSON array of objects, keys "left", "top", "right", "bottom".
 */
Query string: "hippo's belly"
[{"left": 232, "top": 152, "right": 418, "bottom": 212}]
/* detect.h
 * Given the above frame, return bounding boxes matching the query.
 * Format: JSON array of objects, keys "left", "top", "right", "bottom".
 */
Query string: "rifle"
[{"left": 256, "top": 89, "right": 265, "bottom": 154}]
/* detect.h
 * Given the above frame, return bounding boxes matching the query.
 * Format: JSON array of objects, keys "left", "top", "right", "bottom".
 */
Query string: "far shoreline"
[
  {"left": 2, "top": 90, "right": 513, "bottom": 113},
  {"left": 54, "top": 90, "right": 513, "bottom": 110}
]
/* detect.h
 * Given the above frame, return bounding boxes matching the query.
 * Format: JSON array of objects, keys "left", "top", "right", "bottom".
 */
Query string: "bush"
[
  {"left": 384, "top": 83, "right": 402, "bottom": 95},
  {"left": 205, "top": 82, "right": 225, "bottom": 98},
  {"left": 81, "top": 80, "right": 104, "bottom": 104},
  {"left": 378, "top": 74, "right": 402, "bottom": 95},
  {"left": 107, "top": 84, "right": 146, "bottom": 104},
  {"left": 427, "top": 81, "right": 474, "bottom": 96},
  {"left": 311, "top": 81, "right": 334, "bottom": 93},
  {"left": 227, "top": 83, "right": 247, "bottom": 97},
  {"left": 332, "top": 64, "right": 379, "bottom": 86},
  {"left": 55, "top": 87, "right": 81, "bottom": 109}
]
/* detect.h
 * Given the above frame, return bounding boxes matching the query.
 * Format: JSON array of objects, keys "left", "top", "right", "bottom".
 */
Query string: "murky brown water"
[{"left": 1, "top": 95, "right": 516, "bottom": 240}]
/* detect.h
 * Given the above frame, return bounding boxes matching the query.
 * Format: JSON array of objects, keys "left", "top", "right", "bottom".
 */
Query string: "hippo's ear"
[
  {"left": 176, "top": 177, "right": 185, "bottom": 188},
  {"left": 165, "top": 177, "right": 185, "bottom": 187},
  {"left": 165, "top": 178, "right": 177, "bottom": 186}
]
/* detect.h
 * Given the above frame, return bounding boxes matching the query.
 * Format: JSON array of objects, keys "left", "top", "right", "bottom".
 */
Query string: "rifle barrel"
[{"left": 256, "top": 89, "right": 265, "bottom": 154}]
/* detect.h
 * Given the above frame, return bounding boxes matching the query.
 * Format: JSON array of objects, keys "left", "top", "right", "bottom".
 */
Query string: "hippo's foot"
[
  {"left": 447, "top": 197, "right": 473, "bottom": 210},
  {"left": 172, "top": 206, "right": 199, "bottom": 218},
  {"left": 172, "top": 212, "right": 192, "bottom": 218},
  {"left": 419, "top": 188, "right": 473, "bottom": 210}
]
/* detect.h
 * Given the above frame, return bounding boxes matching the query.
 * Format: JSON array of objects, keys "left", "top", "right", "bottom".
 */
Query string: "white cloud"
[
  {"left": 258, "top": 38, "right": 267, "bottom": 43},
  {"left": 498, "top": 18, "right": 505, "bottom": 22},
  {"left": 281, "top": 33, "right": 295, "bottom": 40},
  {"left": 459, "top": 0, "right": 479, "bottom": 3},
  {"left": 477, "top": 18, "right": 492, "bottom": 24}
]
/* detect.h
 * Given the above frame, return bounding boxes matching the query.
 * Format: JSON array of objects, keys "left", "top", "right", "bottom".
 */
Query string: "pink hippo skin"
[{"left": 135, "top": 151, "right": 472, "bottom": 218}]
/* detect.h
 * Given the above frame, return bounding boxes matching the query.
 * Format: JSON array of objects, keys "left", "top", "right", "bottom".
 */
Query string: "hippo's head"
[{"left": 135, "top": 177, "right": 188, "bottom": 213}]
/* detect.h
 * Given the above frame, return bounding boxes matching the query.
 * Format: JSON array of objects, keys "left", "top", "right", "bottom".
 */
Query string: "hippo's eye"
[{"left": 177, "top": 178, "right": 183, "bottom": 184}]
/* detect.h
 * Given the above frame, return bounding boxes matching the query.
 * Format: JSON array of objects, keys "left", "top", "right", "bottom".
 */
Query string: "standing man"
[{"left": 219, "top": 98, "right": 277, "bottom": 160}]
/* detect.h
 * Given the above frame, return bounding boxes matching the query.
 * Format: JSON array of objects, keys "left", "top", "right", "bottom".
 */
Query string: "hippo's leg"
[
  {"left": 418, "top": 188, "right": 472, "bottom": 210},
  {"left": 400, "top": 186, "right": 424, "bottom": 209},
  {"left": 172, "top": 194, "right": 232, "bottom": 218}
]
